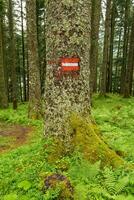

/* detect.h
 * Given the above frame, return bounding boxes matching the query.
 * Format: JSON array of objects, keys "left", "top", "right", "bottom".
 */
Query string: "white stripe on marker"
[{"left": 62, "top": 63, "right": 79, "bottom": 67}]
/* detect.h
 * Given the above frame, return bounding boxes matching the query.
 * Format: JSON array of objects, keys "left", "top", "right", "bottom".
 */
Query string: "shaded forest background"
[{"left": 0, "top": 0, "right": 134, "bottom": 112}]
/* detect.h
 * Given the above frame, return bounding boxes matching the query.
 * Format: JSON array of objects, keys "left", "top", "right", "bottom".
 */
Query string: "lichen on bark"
[{"left": 45, "top": 0, "right": 91, "bottom": 146}]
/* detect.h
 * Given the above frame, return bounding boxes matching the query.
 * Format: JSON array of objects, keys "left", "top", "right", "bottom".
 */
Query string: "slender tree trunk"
[
  {"left": 124, "top": 9, "right": 134, "bottom": 97},
  {"left": 114, "top": 27, "right": 122, "bottom": 93},
  {"left": 90, "top": 0, "right": 101, "bottom": 94},
  {"left": 21, "top": 0, "right": 26, "bottom": 102},
  {"left": 120, "top": 0, "right": 130, "bottom": 94},
  {"left": 26, "top": 48, "right": 29, "bottom": 101},
  {"left": 107, "top": 0, "right": 116, "bottom": 93},
  {"left": 16, "top": 38, "right": 23, "bottom": 102},
  {"left": 100, "top": 0, "right": 111, "bottom": 95},
  {"left": 8, "top": 0, "right": 17, "bottom": 109},
  {"left": 2, "top": 14, "right": 8, "bottom": 102},
  {"left": 0, "top": 12, "right": 8, "bottom": 108},
  {"left": 45, "top": 0, "right": 91, "bottom": 146},
  {"left": 26, "top": 0, "right": 41, "bottom": 119}
]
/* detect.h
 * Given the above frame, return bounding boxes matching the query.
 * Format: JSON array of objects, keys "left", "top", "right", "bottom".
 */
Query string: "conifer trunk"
[
  {"left": 90, "top": 0, "right": 101, "bottom": 93},
  {"left": 8, "top": 0, "right": 17, "bottom": 109},
  {"left": 45, "top": 0, "right": 91, "bottom": 144},
  {"left": 26, "top": 0, "right": 41, "bottom": 119},
  {"left": 100, "top": 0, "right": 111, "bottom": 95},
  {"left": 124, "top": 9, "right": 134, "bottom": 97},
  {"left": 120, "top": 0, "right": 130, "bottom": 94},
  {"left": 0, "top": 10, "right": 8, "bottom": 108}
]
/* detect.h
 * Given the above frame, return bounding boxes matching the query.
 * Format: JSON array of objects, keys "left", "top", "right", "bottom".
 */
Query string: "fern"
[
  {"left": 114, "top": 194, "right": 134, "bottom": 200},
  {"left": 103, "top": 168, "right": 116, "bottom": 194},
  {"left": 114, "top": 176, "right": 129, "bottom": 194},
  {"left": 88, "top": 186, "right": 114, "bottom": 200},
  {"left": 129, "top": 173, "right": 134, "bottom": 185},
  {"left": 68, "top": 156, "right": 100, "bottom": 184}
]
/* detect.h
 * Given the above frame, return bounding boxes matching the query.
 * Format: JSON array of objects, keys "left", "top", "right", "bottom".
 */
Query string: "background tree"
[
  {"left": 100, "top": 0, "right": 112, "bottom": 95},
  {"left": 0, "top": 1, "right": 8, "bottom": 108},
  {"left": 120, "top": 0, "right": 131, "bottom": 94},
  {"left": 124, "top": 8, "right": 134, "bottom": 97},
  {"left": 8, "top": 0, "right": 17, "bottom": 109},
  {"left": 90, "top": 0, "right": 101, "bottom": 94},
  {"left": 26, "top": 0, "right": 41, "bottom": 119},
  {"left": 21, "top": 0, "right": 26, "bottom": 101}
]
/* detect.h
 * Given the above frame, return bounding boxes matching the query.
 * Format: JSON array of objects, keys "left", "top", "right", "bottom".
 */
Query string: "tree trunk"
[
  {"left": 26, "top": 0, "right": 41, "bottom": 119},
  {"left": 90, "top": 0, "right": 101, "bottom": 94},
  {"left": 120, "top": 0, "right": 130, "bottom": 94},
  {"left": 100, "top": 0, "right": 111, "bottom": 95},
  {"left": 124, "top": 9, "right": 134, "bottom": 97},
  {"left": 107, "top": 0, "right": 116, "bottom": 93},
  {"left": 114, "top": 26, "right": 122, "bottom": 93},
  {"left": 44, "top": 0, "right": 127, "bottom": 168},
  {"left": 8, "top": 0, "right": 17, "bottom": 109},
  {"left": 0, "top": 10, "right": 8, "bottom": 108},
  {"left": 45, "top": 0, "right": 91, "bottom": 147},
  {"left": 21, "top": 0, "right": 27, "bottom": 102}
]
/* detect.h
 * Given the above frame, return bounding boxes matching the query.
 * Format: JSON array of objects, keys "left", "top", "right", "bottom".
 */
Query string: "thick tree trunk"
[
  {"left": 44, "top": 1, "right": 128, "bottom": 169},
  {"left": 90, "top": 0, "right": 101, "bottom": 94},
  {"left": 100, "top": 0, "right": 111, "bottom": 95},
  {"left": 0, "top": 12, "right": 8, "bottom": 108},
  {"left": 8, "top": 0, "right": 17, "bottom": 109},
  {"left": 45, "top": 0, "right": 91, "bottom": 147},
  {"left": 26, "top": 0, "right": 41, "bottom": 119}
]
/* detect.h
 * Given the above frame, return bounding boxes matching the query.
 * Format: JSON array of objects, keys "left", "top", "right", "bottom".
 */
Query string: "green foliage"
[
  {"left": 4, "top": 193, "right": 18, "bottom": 200},
  {"left": 18, "top": 180, "right": 32, "bottom": 191},
  {"left": 68, "top": 153, "right": 134, "bottom": 200},
  {"left": 0, "top": 95, "right": 134, "bottom": 200},
  {"left": 92, "top": 94, "right": 134, "bottom": 162},
  {"left": 68, "top": 153, "right": 100, "bottom": 184}
]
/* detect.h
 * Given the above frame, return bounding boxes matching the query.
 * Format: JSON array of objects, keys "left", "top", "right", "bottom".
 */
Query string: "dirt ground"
[{"left": 0, "top": 123, "right": 33, "bottom": 153}]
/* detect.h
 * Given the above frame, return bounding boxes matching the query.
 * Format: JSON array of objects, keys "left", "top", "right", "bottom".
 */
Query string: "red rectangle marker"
[{"left": 61, "top": 58, "right": 80, "bottom": 72}]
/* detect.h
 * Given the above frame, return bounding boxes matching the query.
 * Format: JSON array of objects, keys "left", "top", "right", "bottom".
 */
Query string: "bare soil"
[{"left": 0, "top": 123, "right": 33, "bottom": 153}]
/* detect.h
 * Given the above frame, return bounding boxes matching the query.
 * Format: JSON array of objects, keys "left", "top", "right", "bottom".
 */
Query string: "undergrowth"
[{"left": 0, "top": 95, "right": 134, "bottom": 200}]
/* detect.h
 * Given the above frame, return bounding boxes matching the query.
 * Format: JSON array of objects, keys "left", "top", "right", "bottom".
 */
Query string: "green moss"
[
  {"left": 70, "top": 113, "right": 125, "bottom": 168},
  {"left": 47, "top": 112, "right": 126, "bottom": 168}
]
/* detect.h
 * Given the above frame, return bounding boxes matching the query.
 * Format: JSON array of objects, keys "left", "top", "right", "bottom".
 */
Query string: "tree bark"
[
  {"left": 100, "top": 0, "right": 111, "bottom": 95},
  {"left": 107, "top": 0, "right": 116, "bottom": 93},
  {"left": 8, "top": 0, "right": 17, "bottom": 109},
  {"left": 21, "top": 0, "right": 27, "bottom": 102},
  {"left": 26, "top": 0, "right": 41, "bottom": 119},
  {"left": 44, "top": 0, "right": 130, "bottom": 169},
  {"left": 90, "top": 0, "right": 101, "bottom": 93},
  {"left": 0, "top": 9, "right": 8, "bottom": 108},
  {"left": 124, "top": 9, "right": 134, "bottom": 97},
  {"left": 120, "top": 0, "right": 130, "bottom": 94},
  {"left": 45, "top": 0, "right": 91, "bottom": 147}
]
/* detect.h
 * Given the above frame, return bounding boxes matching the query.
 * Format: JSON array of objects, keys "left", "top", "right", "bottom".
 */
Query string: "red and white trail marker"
[{"left": 61, "top": 58, "right": 80, "bottom": 72}]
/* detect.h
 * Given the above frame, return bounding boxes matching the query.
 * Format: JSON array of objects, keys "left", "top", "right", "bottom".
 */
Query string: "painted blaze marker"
[{"left": 61, "top": 58, "right": 80, "bottom": 72}]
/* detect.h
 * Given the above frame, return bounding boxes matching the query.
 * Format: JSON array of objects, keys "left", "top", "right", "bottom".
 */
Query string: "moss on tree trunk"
[{"left": 45, "top": 0, "right": 131, "bottom": 169}]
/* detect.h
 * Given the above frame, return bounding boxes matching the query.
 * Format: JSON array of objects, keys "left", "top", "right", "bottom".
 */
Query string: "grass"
[
  {"left": 92, "top": 94, "right": 134, "bottom": 162},
  {"left": 0, "top": 95, "right": 134, "bottom": 200}
]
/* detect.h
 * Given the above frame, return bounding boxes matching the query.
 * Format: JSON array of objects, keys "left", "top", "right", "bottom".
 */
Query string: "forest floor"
[
  {"left": 0, "top": 123, "right": 33, "bottom": 153},
  {"left": 0, "top": 94, "right": 134, "bottom": 200}
]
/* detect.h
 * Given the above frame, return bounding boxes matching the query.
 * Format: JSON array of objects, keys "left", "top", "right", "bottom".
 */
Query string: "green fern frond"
[
  {"left": 114, "top": 194, "right": 134, "bottom": 200},
  {"left": 114, "top": 176, "right": 129, "bottom": 194},
  {"left": 129, "top": 173, "right": 134, "bottom": 185},
  {"left": 103, "top": 168, "right": 116, "bottom": 194}
]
